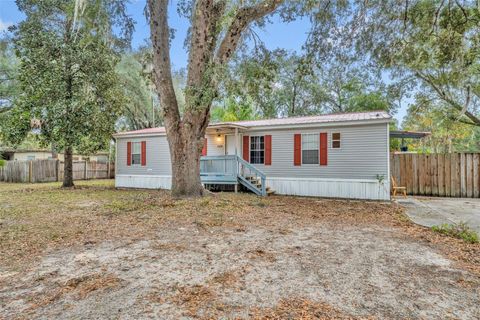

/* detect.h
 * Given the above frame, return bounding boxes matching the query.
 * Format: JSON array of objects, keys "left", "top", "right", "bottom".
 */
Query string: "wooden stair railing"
[{"left": 236, "top": 156, "right": 271, "bottom": 196}]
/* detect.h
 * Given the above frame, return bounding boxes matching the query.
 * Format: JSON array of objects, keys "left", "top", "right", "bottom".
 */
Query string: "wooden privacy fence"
[
  {"left": 0, "top": 159, "right": 115, "bottom": 183},
  {"left": 391, "top": 153, "right": 480, "bottom": 198}
]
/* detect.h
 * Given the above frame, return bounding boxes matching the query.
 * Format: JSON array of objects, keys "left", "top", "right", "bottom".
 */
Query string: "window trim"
[
  {"left": 250, "top": 135, "right": 265, "bottom": 164},
  {"left": 331, "top": 132, "right": 341, "bottom": 149},
  {"left": 131, "top": 141, "right": 142, "bottom": 166},
  {"left": 301, "top": 133, "right": 319, "bottom": 165}
]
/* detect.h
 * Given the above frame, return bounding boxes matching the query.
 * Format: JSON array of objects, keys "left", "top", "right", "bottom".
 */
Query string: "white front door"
[{"left": 225, "top": 135, "right": 237, "bottom": 155}]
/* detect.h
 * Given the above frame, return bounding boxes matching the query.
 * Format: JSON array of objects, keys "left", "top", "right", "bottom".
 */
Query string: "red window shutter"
[
  {"left": 320, "top": 132, "right": 328, "bottom": 166},
  {"left": 265, "top": 135, "right": 272, "bottom": 165},
  {"left": 127, "top": 141, "right": 132, "bottom": 166},
  {"left": 243, "top": 135, "right": 250, "bottom": 162},
  {"left": 201, "top": 138, "right": 207, "bottom": 156},
  {"left": 294, "top": 134, "right": 301, "bottom": 166},
  {"left": 141, "top": 141, "right": 147, "bottom": 166}
]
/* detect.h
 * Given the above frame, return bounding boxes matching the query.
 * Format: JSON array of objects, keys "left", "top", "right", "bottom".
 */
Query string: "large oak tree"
[{"left": 147, "top": 0, "right": 284, "bottom": 197}]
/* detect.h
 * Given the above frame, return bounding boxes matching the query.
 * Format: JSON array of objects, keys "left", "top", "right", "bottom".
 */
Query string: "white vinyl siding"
[
  {"left": 205, "top": 133, "right": 226, "bottom": 156},
  {"left": 302, "top": 133, "right": 319, "bottom": 164},
  {"left": 116, "top": 123, "right": 389, "bottom": 182},
  {"left": 244, "top": 123, "right": 389, "bottom": 180},
  {"left": 117, "top": 136, "right": 171, "bottom": 176}
]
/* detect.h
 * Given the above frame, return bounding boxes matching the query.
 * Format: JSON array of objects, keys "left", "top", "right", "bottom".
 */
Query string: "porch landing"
[{"left": 200, "top": 155, "right": 274, "bottom": 196}]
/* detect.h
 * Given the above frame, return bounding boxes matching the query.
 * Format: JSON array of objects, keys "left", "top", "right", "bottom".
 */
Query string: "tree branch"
[
  {"left": 182, "top": 0, "right": 226, "bottom": 137},
  {"left": 147, "top": 0, "right": 180, "bottom": 128},
  {"left": 0, "top": 106, "right": 13, "bottom": 114},
  {"left": 216, "top": 0, "right": 283, "bottom": 65},
  {"left": 187, "top": 0, "right": 225, "bottom": 88},
  {"left": 458, "top": 84, "right": 471, "bottom": 118},
  {"left": 415, "top": 71, "right": 480, "bottom": 126}
]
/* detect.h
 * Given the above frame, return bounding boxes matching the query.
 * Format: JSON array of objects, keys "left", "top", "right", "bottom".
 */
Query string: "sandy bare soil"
[{"left": 0, "top": 181, "right": 479, "bottom": 319}]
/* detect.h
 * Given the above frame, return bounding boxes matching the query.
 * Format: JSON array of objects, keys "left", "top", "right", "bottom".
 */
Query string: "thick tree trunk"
[
  {"left": 148, "top": 0, "right": 282, "bottom": 197},
  {"left": 62, "top": 146, "right": 74, "bottom": 188},
  {"left": 169, "top": 131, "right": 205, "bottom": 197}
]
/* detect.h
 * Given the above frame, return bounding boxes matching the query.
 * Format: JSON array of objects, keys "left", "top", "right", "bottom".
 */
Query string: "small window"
[
  {"left": 332, "top": 133, "right": 341, "bottom": 149},
  {"left": 131, "top": 142, "right": 141, "bottom": 165},
  {"left": 250, "top": 136, "right": 264, "bottom": 164},
  {"left": 302, "top": 133, "right": 319, "bottom": 164}
]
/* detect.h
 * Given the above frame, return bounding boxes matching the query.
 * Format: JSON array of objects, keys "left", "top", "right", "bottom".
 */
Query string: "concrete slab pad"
[{"left": 396, "top": 197, "right": 480, "bottom": 233}]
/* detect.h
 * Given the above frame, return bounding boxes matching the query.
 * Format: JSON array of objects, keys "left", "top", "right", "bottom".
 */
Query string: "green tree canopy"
[
  {"left": 3, "top": 0, "right": 133, "bottom": 186},
  {"left": 360, "top": 0, "right": 480, "bottom": 126}
]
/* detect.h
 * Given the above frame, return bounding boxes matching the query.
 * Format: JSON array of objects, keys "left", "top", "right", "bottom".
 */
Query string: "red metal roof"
[
  {"left": 114, "top": 127, "right": 166, "bottom": 136},
  {"left": 216, "top": 111, "right": 391, "bottom": 127},
  {"left": 113, "top": 111, "right": 391, "bottom": 137}
]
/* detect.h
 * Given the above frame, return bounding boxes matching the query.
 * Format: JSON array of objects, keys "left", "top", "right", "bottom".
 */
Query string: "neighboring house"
[
  {"left": 113, "top": 111, "right": 391, "bottom": 200},
  {"left": 1, "top": 149, "right": 54, "bottom": 161},
  {"left": 0, "top": 149, "right": 109, "bottom": 163},
  {"left": 56, "top": 153, "right": 109, "bottom": 163}
]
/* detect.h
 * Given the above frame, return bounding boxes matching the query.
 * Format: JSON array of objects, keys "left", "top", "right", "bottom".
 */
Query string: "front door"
[
  {"left": 225, "top": 134, "right": 237, "bottom": 155},
  {"left": 225, "top": 135, "right": 237, "bottom": 175}
]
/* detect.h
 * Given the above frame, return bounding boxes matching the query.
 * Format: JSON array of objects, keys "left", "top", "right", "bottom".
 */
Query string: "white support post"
[{"left": 235, "top": 128, "right": 239, "bottom": 156}]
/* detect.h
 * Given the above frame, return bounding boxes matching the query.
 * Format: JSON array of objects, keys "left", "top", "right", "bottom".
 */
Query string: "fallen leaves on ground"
[
  {"left": 251, "top": 298, "right": 375, "bottom": 320},
  {"left": 0, "top": 179, "right": 478, "bottom": 276},
  {"left": 28, "top": 273, "right": 122, "bottom": 310}
]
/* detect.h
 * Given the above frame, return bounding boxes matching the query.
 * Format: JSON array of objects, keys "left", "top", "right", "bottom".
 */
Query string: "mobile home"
[{"left": 113, "top": 111, "right": 391, "bottom": 200}]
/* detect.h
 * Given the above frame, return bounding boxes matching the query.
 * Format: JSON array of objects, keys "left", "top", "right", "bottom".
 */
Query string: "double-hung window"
[
  {"left": 131, "top": 142, "right": 141, "bottom": 165},
  {"left": 302, "top": 133, "right": 319, "bottom": 164},
  {"left": 250, "top": 136, "right": 264, "bottom": 164}
]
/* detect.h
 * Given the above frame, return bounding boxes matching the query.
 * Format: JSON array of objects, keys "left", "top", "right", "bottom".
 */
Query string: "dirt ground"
[{"left": 1, "top": 180, "right": 479, "bottom": 319}]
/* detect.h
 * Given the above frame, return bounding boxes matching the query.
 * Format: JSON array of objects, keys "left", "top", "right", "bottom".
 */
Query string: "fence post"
[
  {"left": 84, "top": 160, "right": 87, "bottom": 180},
  {"left": 28, "top": 160, "right": 33, "bottom": 183},
  {"left": 55, "top": 160, "right": 59, "bottom": 182}
]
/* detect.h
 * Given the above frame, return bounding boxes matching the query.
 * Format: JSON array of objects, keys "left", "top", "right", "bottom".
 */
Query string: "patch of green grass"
[
  {"left": 252, "top": 199, "right": 267, "bottom": 207},
  {"left": 432, "top": 222, "right": 479, "bottom": 244}
]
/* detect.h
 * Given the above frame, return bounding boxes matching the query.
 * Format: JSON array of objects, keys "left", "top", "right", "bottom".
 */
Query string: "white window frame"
[
  {"left": 301, "top": 133, "right": 319, "bottom": 165},
  {"left": 331, "top": 132, "right": 341, "bottom": 149},
  {"left": 250, "top": 136, "right": 265, "bottom": 164},
  {"left": 131, "top": 141, "right": 142, "bottom": 166}
]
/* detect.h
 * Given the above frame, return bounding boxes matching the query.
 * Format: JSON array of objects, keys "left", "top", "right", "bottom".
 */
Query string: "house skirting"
[
  {"left": 115, "top": 174, "right": 172, "bottom": 190},
  {"left": 115, "top": 174, "right": 390, "bottom": 200},
  {"left": 266, "top": 177, "right": 390, "bottom": 200}
]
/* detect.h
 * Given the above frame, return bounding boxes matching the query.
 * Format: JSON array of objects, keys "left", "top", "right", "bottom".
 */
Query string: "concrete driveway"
[{"left": 397, "top": 197, "right": 480, "bottom": 233}]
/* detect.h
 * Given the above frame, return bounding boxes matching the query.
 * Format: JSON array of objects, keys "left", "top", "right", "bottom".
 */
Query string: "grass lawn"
[{"left": 1, "top": 180, "right": 479, "bottom": 319}]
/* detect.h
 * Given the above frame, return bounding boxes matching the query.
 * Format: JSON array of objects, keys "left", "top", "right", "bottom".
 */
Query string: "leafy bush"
[
  {"left": 0, "top": 159, "right": 6, "bottom": 167},
  {"left": 432, "top": 222, "right": 479, "bottom": 244}
]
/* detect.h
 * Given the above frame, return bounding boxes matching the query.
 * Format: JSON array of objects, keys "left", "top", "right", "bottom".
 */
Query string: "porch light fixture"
[{"left": 216, "top": 134, "right": 223, "bottom": 147}]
